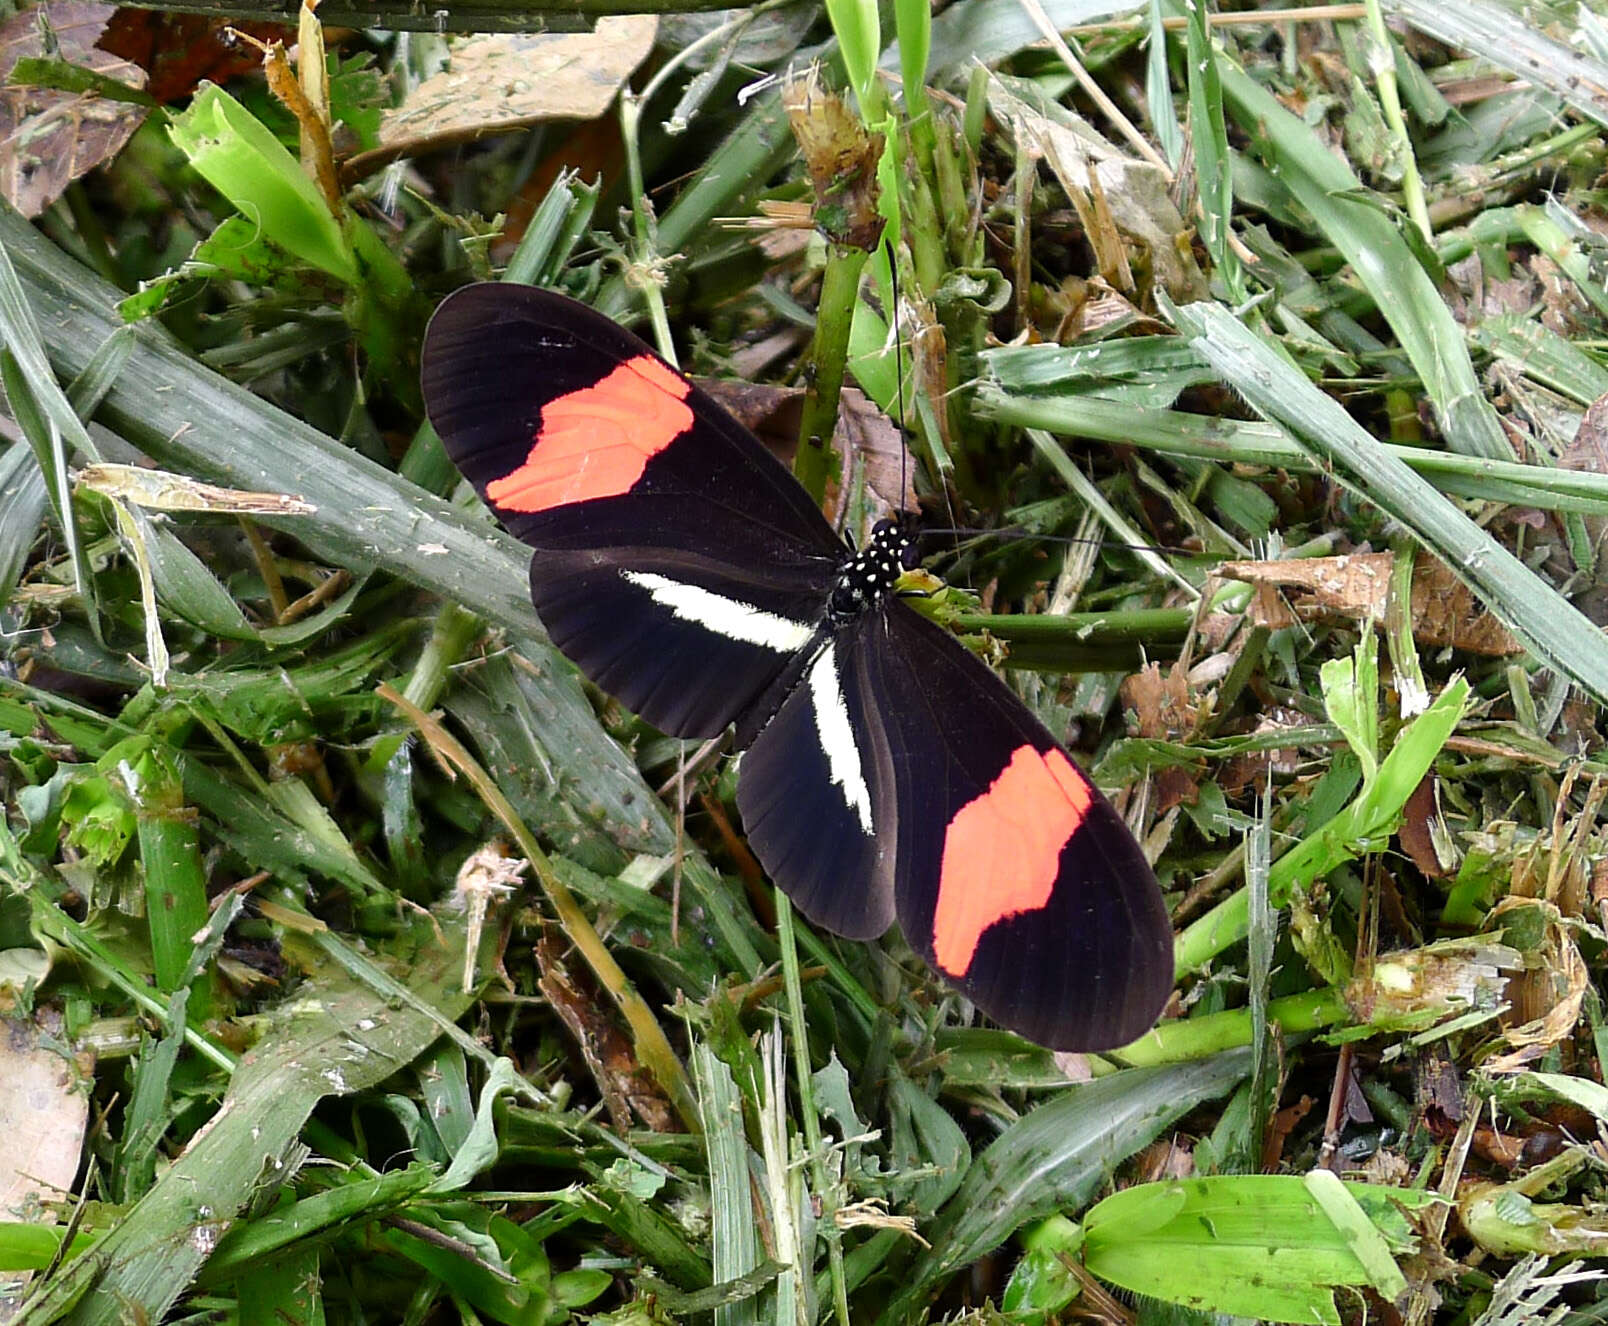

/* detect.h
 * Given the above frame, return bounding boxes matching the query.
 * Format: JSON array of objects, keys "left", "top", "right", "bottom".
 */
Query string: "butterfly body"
[{"left": 422, "top": 282, "right": 1173, "bottom": 1050}]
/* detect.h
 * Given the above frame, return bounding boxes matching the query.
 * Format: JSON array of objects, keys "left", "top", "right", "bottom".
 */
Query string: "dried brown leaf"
[
  {"left": 986, "top": 72, "right": 1208, "bottom": 304},
  {"left": 1222, "top": 552, "right": 1519, "bottom": 654},
  {"left": 1120, "top": 660, "right": 1200, "bottom": 740},
  {"left": 359, "top": 19, "right": 656, "bottom": 174},
  {"left": 76, "top": 462, "right": 317, "bottom": 514},
  {"left": 0, "top": 1011, "right": 92, "bottom": 1245},
  {"left": 1399, "top": 776, "right": 1454, "bottom": 881},
  {"left": 0, "top": 1, "right": 147, "bottom": 217},
  {"left": 534, "top": 930, "right": 677, "bottom": 1133},
  {"left": 1221, "top": 552, "right": 1392, "bottom": 624},
  {"left": 97, "top": 10, "right": 279, "bottom": 103},
  {"left": 1485, "top": 899, "right": 1587, "bottom": 1074},
  {"left": 1408, "top": 553, "right": 1521, "bottom": 656}
]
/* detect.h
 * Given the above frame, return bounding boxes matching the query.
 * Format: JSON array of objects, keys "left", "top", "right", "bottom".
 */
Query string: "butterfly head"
[{"left": 828, "top": 516, "right": 921, "bottom": 625}]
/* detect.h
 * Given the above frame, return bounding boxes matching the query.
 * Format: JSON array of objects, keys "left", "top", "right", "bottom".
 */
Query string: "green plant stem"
[
  {"left": 776, "top": 895, "right": 852, "bottom": 1326},
  {"left": 795, "top": 243, "right": 870, "bottom": 503},
  {"left": 1360, "top": 0, "right": 1430, "bottom": 240},
  {"left": 618, "top": 93, "right": 676, "bottom": 363},
  {"left": 597, "top": 94, "right": 795, "bottom": 322},
  {"left": 95, "top": 0, "right": 737, "bottom": 29},
  {"left": 1105, "top": 986, "right": 1350, "bottom": 1069},
  {"left": 948, "top": 607, "right": 1192, "bottom": 644}
]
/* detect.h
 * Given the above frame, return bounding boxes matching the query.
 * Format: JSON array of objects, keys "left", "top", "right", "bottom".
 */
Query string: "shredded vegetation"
[{"left": 2, "top": 0, "right": 1608, "bottom": 1322}]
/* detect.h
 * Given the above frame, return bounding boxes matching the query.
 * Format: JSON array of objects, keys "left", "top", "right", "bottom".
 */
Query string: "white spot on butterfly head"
[{"left": 808, "top": 644, "right": 873, "bottom": 835}]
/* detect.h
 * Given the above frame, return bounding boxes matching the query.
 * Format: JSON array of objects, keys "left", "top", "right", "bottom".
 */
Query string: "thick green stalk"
[
  {"left": 794, "top": 244, "right": 870, "bottom": 503},
  {"left": 978, "top": 387, "right": 1608, "bottom": 517},
  {"left": 132, "top": 746, "right": 214, "bottom": 1021},
  {"left": 1107, "top": 987, "right": 1349, "bottom": 1069}
]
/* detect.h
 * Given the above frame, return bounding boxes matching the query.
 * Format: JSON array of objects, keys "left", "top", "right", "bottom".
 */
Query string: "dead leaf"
[
  {"left": 1408, "top": 553, "right": 1520, "bottom": 656},
  {"left": 1221, "top": 552, "right": 1392, "bottom": 625},
  {"left": 1132, "top": 1137, "right": 1194, "bottom": 1182},
  {"left": 534, "top": 929, "right": 677, "bottom": 1133},
  {"left": 1399, "top": 776, "right": 1454, "bottom": 881},
  {"left": 837, "top": 384, "right": 918, "bottom": 519},
  {"left": 1485, "top": 898, "right": 1587, "bottom": 1074},
  {"left": 76, "top": 463, "right": 317, "bottom": 514},
  {"left": 351, "top": 18, "right": 657, "bottom": 178},
  {"left": 1220, "top": 551, "right": 1519, "bottom": 655},
  {"left": 1262, "top": 1094, "right": 1315, "bottom": 1172},
  {"left": 1120, "top": 660, "right": 1200, "bottom": 740},
  {"left": 986, "top": 72, "right": 1208, "bottom": 304},
  {"left": 1562, "top": 394, "right": 1608, "bottom": 480},
  {"left": 98, "top": 10, "right": 282, "bottom": 103},
  {"left": 1151, "top": 764, "right": 1200, "bottom": 815},
  {"left": 0, "top": 1010, "right": 92, "bottom": 1297},
  {"left": 0, "top": 1, "right": 148, "bottom": 217}
]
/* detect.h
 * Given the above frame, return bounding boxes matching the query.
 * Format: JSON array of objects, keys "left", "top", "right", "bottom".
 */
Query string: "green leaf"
[
  {"left": 1319, "top": 631, "right": 1380, "bottom": 784},
  {"left": 167, "top": 83, "right": 356, "bottom": 285},
  {"left": 431, "top": 1058, "right": 529, "bottom": 1193},
  {"left": 887, "top": 1051, "right": 1249, "bottom": 1318},
  {"left": 826, "top": 0, "right": 883, "bottom": 116},
  {"left": 1082, "top": 1174, "right": 1437, "bottom": 1324},
  {"left": 0, "top": 441, "right": 48, "bottom": 610},
  {"left": 1303, "top": 1170, "right": 1408, "bottom": 1300}
]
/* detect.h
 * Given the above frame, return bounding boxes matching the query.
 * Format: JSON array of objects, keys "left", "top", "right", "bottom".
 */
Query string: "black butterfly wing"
[
  {"left": 422, "top": 284, "right": 846, "bottom": 738},
  {"left": 858, "top": 601, "right": 1174, "bottom": 1051},
  {"left": 734, "top": 622, "right": 899, "bottom": 940}
]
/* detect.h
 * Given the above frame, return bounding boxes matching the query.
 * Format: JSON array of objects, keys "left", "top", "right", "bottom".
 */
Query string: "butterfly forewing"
[
  {"left": 857, "top": 602, "right": 1174, "bottom": 1050},
  {"left": 422, "top": 283, "right": 845, "bottom": 738},
  {"left": 422, "top": 283, "right": 840, "bottom": 554}
]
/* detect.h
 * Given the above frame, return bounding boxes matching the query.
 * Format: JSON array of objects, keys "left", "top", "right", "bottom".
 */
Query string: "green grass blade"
[
  {"left": 1216, "top": 58, "right": 1511, "bottom": 461},
  {"left": 1168, "top": 299, "right": 1608, "bottom": 706},
  {"left": 1388, "top": 0, "right": 1608, "bottom": 130}
]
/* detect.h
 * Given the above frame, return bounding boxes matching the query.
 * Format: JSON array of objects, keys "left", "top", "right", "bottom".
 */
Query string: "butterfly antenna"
[{"left": 922, "top": 525, "right": 1189, "bottom": 557}]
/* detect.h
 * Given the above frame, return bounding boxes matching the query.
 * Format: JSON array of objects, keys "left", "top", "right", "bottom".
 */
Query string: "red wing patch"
[
  {"left": 932, "top": 745, "right": 1094, "bottom": 976},
  {"left": 486, "top": 355, "right": 693, "bottom": 514}
]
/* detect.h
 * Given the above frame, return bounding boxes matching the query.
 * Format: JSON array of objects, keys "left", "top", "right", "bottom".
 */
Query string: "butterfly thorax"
[{"left": 826, "top": 518, "right": 919, "bottom": 626}]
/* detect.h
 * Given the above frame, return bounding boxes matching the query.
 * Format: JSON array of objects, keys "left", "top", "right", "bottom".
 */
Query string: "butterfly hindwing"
[
  {"left": 527, "top": 545, "right": 833, "bottom": 738},
  {"left": 861, "top": 601, "right": 1174, "bottom": 1050},
  {"left": 422, "top": 284, "right": 847, "bottom": 738},
  {"left": 734, "top": 622, "right": 899, "bottom": 939}
]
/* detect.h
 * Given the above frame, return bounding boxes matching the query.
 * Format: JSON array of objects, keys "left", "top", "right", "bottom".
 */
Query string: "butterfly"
[{"left": 420, "top": 282, "right": 1172, "bottom": 1050}]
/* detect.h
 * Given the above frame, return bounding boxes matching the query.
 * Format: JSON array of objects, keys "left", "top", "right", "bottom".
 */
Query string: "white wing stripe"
[
  {"left": 621, "top": 571, "right": 815, "bottom": 652},
  {"left": 808, "top": 644, "right": 874, "bottom": 835}
]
